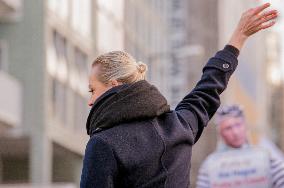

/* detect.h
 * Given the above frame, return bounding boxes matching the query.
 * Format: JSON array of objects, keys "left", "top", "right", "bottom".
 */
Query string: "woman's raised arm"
[{"left": 175, "top": 3, "right": 278, "bottom": 143}]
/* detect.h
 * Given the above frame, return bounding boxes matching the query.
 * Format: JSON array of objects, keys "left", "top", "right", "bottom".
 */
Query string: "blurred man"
[{"left": 196, "top": 105, "right": 284, "bottom": 188}]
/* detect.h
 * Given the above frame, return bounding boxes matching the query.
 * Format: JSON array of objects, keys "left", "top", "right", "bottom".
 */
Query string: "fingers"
[
  {"left": 262, "top": 12, "right": 278, "bottom": 22},
  {"left": 252, "top": 3, "right": 271, "bottom": 15},
  {"left": 253, "top": 9, "right": 278, "bottom": 22},
  {"left": 247, "top": 9, "right": 277, "bottom": 28},
  {"left": 250, "top": 11, "right": 278, "bottom": 29},
  {"left": 251, "top": 21, "right": 276, "bottom": 35},
  {"left": 246, "top": 8, "right": 278, "bottom": 34},
  {"left": 260, "top": 20, "right": 276, "bottom": 30},
  {"left": 228, "top": 3, "right": 277, "bottom": 50},
  {"left": 260, "top": 10, "right": 278, "bottom": 19},
  {"left": 248, "top": 20, "right": 276, "bottom": 36}
]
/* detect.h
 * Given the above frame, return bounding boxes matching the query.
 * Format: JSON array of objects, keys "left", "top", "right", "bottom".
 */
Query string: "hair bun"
[{"left": 137, "top": 61, "right": 148, "bottom": 74}]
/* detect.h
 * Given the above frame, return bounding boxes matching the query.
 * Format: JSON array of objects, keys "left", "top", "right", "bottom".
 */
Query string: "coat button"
[{"left": 223, "top": 63, "right": 230, "bottom": 69}]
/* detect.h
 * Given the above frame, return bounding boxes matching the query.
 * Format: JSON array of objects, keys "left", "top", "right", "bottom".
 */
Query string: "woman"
[{"left": 80, "top": 3, "right": 277, "bottom": 188}]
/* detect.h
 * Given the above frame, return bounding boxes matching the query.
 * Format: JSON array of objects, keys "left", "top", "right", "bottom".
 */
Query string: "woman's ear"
[{"left": 109, "top": 79, "right": 121, "bottom": 87}]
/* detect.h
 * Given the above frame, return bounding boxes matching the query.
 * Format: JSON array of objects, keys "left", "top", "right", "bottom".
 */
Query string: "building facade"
[
  {"left": 184, "top": 0, "right": 219, "bottom": 186},
  {"left": 0, "top": 0, "right": 100, "bottom": 187},
  {"left": 124, "top": 0, "right": 171, "bottom": 101},
  {"left": 0, "top": 0, "right": 177, "bottom": 186},
  {"left": 0, "top": 0, "right": 23, "bottom": 185}
]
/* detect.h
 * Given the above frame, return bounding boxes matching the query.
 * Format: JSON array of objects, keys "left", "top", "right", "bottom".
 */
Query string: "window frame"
[{"left": 0, "top": 40, "right": 8, "bottom": 72}]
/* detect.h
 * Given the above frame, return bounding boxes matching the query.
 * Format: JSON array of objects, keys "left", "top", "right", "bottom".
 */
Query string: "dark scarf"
[{"left": 86, "top": 80, "right": 170, "bottom": 136}]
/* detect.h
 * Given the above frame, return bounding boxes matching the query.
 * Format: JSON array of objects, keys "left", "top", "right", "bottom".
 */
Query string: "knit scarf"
[{"left": 86, "top": 80, "right": 170, "bottom": 136}]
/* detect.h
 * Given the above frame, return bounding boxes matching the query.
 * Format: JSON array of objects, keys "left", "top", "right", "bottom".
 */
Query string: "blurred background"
[{"left": 0, "top": 0, "right": 283, "bottom": 187}]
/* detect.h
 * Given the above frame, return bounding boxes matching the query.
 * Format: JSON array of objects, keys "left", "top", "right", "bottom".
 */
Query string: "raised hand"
[{"left": 229, "top": 3, "right": 278, "bottom": 50}]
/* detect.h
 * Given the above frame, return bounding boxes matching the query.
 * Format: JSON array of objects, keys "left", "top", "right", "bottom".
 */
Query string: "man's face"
[{"left": 219, "top": 117, "right": 247, "bottom": 148}]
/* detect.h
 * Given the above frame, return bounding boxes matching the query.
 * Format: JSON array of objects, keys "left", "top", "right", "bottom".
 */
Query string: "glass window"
[
  {"left": 0, "top": 46, "right": 2, "bottom": 70},
  {"left": 71, "top": 0, "right": 91, "bottom": 37},
  {"left": 51, "top": 78, "right": 67, "bottom": 125},
  {"left": 48, "top": 0, "right": 69, "bottom": 20},
  {"left": 53, "top": 31, "right": 67, "bottom": 61},
  {"left": 97, "top": 0, "right": 124, "bottom": 21},
  {"left": 74, "top": 48, "right": 88, "bottom": 77},
  {"left": 74, "top": 94, "right": 89, "bottom": 132},
  {"left": 52, "top": 31, "right": 68, "bottom": 80},
  {"left": 97, "top": 0, "right": 124, "bottom": 52},
  {"left": 0, "top": 41, "right": 7, "bottom": 71}
]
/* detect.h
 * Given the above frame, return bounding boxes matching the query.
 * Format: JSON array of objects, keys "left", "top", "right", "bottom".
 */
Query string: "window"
[
  {"left": 74, "top": 94, "right": 89, "bottom": 132},
  {"left": 51, "top": 78, "right": 67, "bottom": 125},
  {"left": 0, "top": 41, "right": 7, "bottom": 71},
  {"left": 53, "top": 31, "right": 68, "bottom": 62},
  {"left": 0, "top": 46, "right": 3, "bottom": 70},
  {"left": 52, "top": 31, "right": 68, "bottom": 80},
  {"left": 71, "top": 0, "right": 91, "bottom": 37},
  {"left": 74, "top": 48, "right": 88, "bottom": 77},
  {"left": 97, "top": 0, "right": 124, "bottom": 21},
  {"left": 48, "top": 0, "right": 69, "bottom": 20},
  {"left": 97, "top": 0, "right": 124, "bottom": 51}
]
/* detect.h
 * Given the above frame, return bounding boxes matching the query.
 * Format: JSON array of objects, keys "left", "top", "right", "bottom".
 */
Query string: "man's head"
[{"left": 216, "top": 105, "right": 247, "bottom": 148}]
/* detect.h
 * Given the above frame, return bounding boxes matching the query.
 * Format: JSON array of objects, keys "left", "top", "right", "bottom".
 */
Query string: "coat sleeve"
[
  {"left": 175, "top": 45, "right": 239, "bottom": 143},
  {"left": 80, "top": 136, "right": 118, "bottom": 188}
]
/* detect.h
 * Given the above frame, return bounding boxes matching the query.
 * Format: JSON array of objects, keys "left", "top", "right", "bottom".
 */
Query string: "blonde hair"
[{"left": 92, "top": 51, "right": 147, "bottom": 84}]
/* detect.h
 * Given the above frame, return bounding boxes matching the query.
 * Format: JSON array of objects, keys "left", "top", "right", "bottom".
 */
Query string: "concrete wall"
[
  {"left": 0, "top": 71, "right": 21, "bottom": 127},
  {"left": 0, "top": 0, "right": 51, "bottom": 184},
  {"left": 187, "top": 1, "right": 219, "bottom": 186}
]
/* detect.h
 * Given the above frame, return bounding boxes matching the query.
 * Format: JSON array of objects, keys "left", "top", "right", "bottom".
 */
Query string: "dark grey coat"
[{"left": 80, "top": 45, "right": 239, "bottom": 188}]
